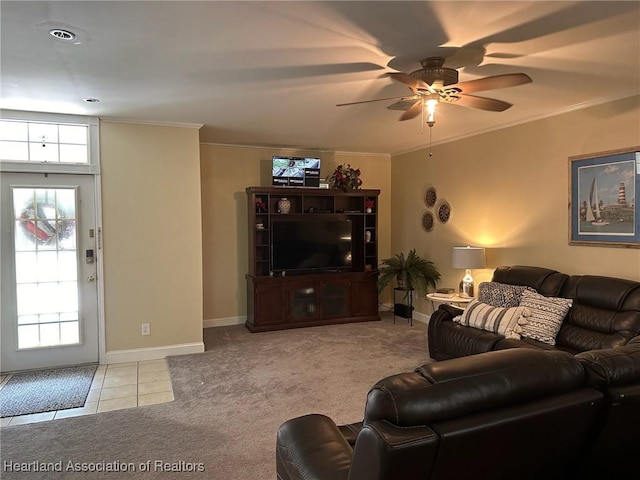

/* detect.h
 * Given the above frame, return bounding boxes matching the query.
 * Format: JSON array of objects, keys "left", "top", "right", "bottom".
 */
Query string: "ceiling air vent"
[{"left": 48, "top": 29, "right": 76, "bottom": 42}]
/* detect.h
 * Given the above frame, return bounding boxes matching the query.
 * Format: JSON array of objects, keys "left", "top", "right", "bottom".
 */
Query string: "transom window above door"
[
  {"left": 0, "top": 120, "right": 88, "bottom": 164},
  {"left": 0, "top": 111, "right": 99, "bottom": 174}
]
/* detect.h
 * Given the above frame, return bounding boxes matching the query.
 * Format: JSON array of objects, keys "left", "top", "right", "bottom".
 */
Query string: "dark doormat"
[{"left": 0, "top": 365, "right": 98, "bottom": 418}]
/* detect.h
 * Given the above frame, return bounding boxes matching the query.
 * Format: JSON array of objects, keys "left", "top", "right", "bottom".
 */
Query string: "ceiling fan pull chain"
[{"left": 429, "top": 125, "right": 433, "bottom": 157}]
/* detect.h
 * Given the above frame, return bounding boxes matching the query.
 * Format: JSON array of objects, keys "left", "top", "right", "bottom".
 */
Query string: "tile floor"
[{"left": 0, "top": 359, "right": 174, "bottom": 427}]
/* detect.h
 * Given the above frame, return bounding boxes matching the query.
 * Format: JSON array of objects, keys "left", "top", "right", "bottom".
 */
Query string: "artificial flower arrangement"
[
  {"left": 256, "top": 200, "right": 267, "bottom": 212},
  {"left": 329, "top": 164, "right": 362, "bottom": 192},
  {"left": 365, "top": 199, "right": 375, "bottom": 211}
]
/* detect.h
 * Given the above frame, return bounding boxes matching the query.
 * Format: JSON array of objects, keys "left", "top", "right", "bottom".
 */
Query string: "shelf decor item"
[
  {"left": 365, "top": 198, "right": 374, "bottom": 213},
  {"left": 329, "top": 164, "right": 362, "bottom": 192},
  {"left": 277, "top": 197, "right": 291, "bottom": 214},
  {"left": 256, "top": 200, "right": 266, "bottom": 213},
  {"left": 377, "top": 249, "right": 441, "bottom": 297}
]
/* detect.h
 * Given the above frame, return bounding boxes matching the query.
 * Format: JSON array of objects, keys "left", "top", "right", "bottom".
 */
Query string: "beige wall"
[
  {"left": 199, "top": 145, "right": 391, "bottom": 322},
  {"left": 100, "top": 121, "right": 203, "bottom": 351},
  {"left": 391, "top": 95, "right": 640, "bottom": 316}
]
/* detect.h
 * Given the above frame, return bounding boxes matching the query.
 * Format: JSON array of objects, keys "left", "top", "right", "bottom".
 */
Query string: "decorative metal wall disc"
[
  {"left": 436, "top": 200, "right": 451, "bottom": 223},
  {"left": 424, "top": 186, "right": 437, "bottom": 208},
  {"left": 422, "top": 211, "right": 434, "bottom": 232}
]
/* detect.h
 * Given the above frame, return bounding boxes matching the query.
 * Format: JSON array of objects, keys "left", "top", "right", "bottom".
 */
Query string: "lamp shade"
[{"left": 452, "top": 246, "right": 486, "bottom": 269}]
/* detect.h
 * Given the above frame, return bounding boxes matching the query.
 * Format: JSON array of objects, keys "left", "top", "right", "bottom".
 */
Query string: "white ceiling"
[{"left": 1, "top": 1, "right": 639, "bottom": 155}]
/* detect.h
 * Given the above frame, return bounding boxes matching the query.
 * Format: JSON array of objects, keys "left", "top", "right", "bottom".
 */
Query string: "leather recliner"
[
  {"left": 575, "top": 336, "right": 640, "bottom": 478},
  {"left": 276, "top": 348, "right": 603, "bottom": 480}
]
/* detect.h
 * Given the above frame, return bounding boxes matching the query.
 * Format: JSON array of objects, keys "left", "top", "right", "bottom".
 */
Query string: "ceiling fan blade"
[
  {"left": 387, "top": 72, "right": 434, "bottom": 93},
  {"left": 336, "top": 95, "right": 414, "bottom": 107},
  {"left": 455, "top": 73, "right": 532, "bottom": 94},
  {"left": 449, "top": 94, "right": 513, "bottom": 112},
  {"left": 399, "top": 100, "right": 423, "bottom": 121}
]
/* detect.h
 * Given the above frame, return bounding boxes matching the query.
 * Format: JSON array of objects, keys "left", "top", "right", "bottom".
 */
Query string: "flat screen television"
[
  {"left": 272, "top": 156, "right": 321, "bottom": 187},
  {"left": 271, "top": 218, "right": 352, "bottom": 273}
]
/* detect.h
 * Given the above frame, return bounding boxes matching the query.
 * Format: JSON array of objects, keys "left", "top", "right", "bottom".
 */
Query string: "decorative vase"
[
  {"left": 366, "top": 207, "right": 372, "bottom": 214},
  {"left": 277, "top": 197, "right": 291, "bottom": 214}
]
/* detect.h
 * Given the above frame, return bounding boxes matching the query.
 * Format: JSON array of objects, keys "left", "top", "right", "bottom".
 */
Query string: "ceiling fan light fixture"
[{"left": 425, "top": 98, "right": 438, "bottom": 127}]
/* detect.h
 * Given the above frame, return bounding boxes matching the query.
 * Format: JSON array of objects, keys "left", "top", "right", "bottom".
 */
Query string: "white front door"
[{"left": 0, "top": 172, "right": 99, "bottom": 373}]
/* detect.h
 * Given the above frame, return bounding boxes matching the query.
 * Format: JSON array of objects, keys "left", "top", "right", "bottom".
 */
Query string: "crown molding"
[
  {"left": 100, "top": 117, "right": 203, "bottom": 129},
  {"left": 391, "top": 90, "right": 640, "bottom": 157},
  {"left": 200, "top": 141, "right": 389, "bottom": 158}
]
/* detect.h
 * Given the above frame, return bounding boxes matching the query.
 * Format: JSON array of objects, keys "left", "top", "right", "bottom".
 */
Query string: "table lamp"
[{"left": 452, "top": 246, "right": 486, "bottom": 298}]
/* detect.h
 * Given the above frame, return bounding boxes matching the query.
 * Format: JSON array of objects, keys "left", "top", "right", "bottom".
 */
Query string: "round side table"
[{"left": 426, "top": 293, "right": 473, "bottom": 311}]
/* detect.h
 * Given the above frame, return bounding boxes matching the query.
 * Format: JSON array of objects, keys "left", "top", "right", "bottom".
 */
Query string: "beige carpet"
[{"left": 0, "top": 313, "right": 430, "bottom": 479}]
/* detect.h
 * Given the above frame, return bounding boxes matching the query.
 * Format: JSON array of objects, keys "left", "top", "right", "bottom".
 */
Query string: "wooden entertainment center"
[{"left": 245, "top": 186, "right": 380, "bottom": 332}]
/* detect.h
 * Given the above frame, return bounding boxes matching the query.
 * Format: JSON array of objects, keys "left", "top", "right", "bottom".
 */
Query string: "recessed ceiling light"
[
  {"left": 83, "top": 98, "right": 100, "bottom": 103},
  {"left": 49, "top": 28, "right": 76, "bottom": 42}
]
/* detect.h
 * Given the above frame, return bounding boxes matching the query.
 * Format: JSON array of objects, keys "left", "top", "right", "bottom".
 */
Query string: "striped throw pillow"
[
  {"left": 519, "top": 290, "right": 572, "bottom": 345},
  {"left": 454, "top": 299, "right": 527, "bottom": 339}
]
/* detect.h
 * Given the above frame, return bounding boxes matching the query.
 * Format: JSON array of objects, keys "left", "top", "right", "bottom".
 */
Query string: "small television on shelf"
[
  {"left": 271, "top": 218, "right": 352, "bottom": 273},
  {"left": 272, "top": 156, "right": 321, "bottom": 187}
]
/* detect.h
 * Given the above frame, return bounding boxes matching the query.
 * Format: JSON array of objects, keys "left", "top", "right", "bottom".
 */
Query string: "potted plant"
[{"left": 377, "top": 249, "right": 441, "bottom": 296}]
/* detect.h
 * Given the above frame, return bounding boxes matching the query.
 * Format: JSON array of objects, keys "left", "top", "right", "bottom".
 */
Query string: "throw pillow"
[
  {"left": 454, "top": 299, "right": 527, "bottom": 339},
  {"left": 519, "top": 290, "right": 572, "bottom": 345},
  {"left": 477, "top": 282, "right": 535, "bottom": 308}
]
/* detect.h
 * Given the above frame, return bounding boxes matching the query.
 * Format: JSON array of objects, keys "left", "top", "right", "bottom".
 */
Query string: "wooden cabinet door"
[
  {"left": 253, "top": 281, "right": 285, "bottom": 326},
  {"left": 286, "top": 279, "right": 319, "bottom": 322},
  {"left": 320, "top": 279, "right": 350, "bottom": 318},
  {"left": 351, "top": 274, "right": 379, "bottom": 318}
]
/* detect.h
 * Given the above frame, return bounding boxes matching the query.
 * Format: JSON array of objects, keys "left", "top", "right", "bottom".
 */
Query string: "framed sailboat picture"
[{"left": 569, "top": 146, "right": 640, "bottom": 248}]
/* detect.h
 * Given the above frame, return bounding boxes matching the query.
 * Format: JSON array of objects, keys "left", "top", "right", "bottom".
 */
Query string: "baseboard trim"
[
  {"left": 203, "top": 316, "right": 246, "bottom": 328},
  {"left": 202, "top": 311, "right": 431, "bottom": 329},
  {"left": 380, "top": 303, "right": 431, "bottom": 325},
  {"left": 413, "top": 311, "right": 430, "bottom": 325},
  {"left": 103, "top": 342, "right": 205, "bottom": 364}
]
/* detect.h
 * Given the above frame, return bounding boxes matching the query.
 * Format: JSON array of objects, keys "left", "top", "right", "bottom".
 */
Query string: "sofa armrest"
[
  {"left": 433, "top": 303, "right": 464, "bottom": 319},
  {"left": 338, "top": 421, "right": 363, "bottom": 446},
  {"left": 576, "top": 341, "right": 640, "bottom": 387},
  {"left": 276, "top": 414, "right": 352, "bottom": 480},
  {"left": 427, "top": 304, "right": 463, "bottom": 353},
  {"left": 348, "top": 421, "right": 438, "bottom": 480}
]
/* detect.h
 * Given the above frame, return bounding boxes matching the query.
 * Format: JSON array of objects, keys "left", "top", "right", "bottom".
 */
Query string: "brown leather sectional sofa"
[
  {"left": 276, "top": 266, "right": 640, "bottom": 480},
  {"left": 428, "top": 265, "right": 640, "bottom": 359}
]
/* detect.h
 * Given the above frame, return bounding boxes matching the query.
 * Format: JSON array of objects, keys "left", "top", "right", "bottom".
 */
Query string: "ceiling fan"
[{"left": 337, "top": 56, "right": 532, "bottom": 126}]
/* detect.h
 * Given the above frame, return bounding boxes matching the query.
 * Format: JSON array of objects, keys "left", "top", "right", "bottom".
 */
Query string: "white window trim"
[{"left": 0, "top": 110, "right": 100, "bottom": 175}]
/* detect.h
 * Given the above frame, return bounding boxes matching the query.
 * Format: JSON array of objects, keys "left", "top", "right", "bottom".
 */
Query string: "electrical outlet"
[{"left": 141, "top": 323, "right": 150, "bottom": 336}]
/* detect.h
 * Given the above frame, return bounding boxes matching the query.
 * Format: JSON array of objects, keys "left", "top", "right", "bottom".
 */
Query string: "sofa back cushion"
[
  {"left": 492, "top": 265, "right": 568, "bottom": 297},
  {"left": 364, "top": 349, "right": 585, "bottom": 427},
  {"left": 558, "top": 275, "right": 640, "bottom": 351}
]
